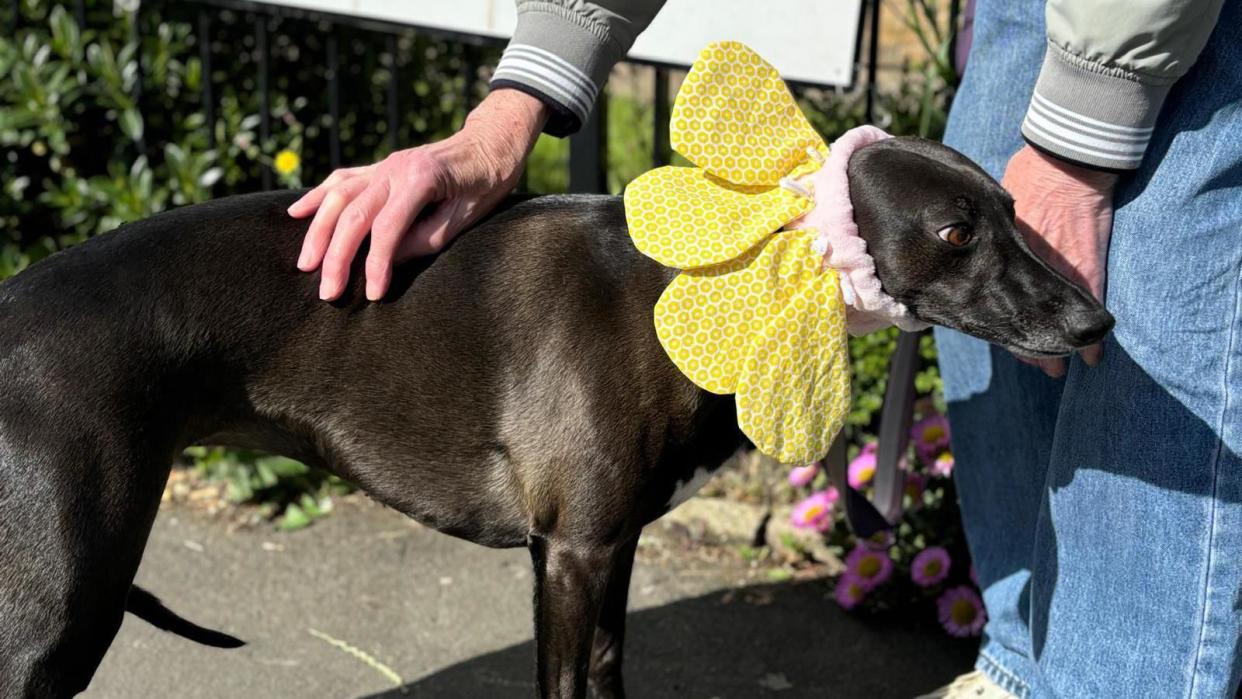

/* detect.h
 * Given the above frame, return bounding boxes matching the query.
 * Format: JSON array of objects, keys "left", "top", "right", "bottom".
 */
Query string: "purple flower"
[
  {"left": 937, "top": 586, "right": 987, "bottom": 637},
  {"left": 844, "top": 544, "right": 893, "bottom": 591},
  {"left": 911, "top": 546, "right": 952, "bottom": 587},
  {"left": 930, "top": 451, "right": 955, "bottom": 478},
  {"left": 834, "top": 574, "right": 867, "bottom": 610},
  {"left": 790, "top": 489, "right": 837, "bottom": 532},
  {"left": 912, "top": 414, "right": 951, "bottom": 463},
  {"left": 848, "top": 450, "right": 876, "bottom": 488},
  {"left": 788, "top": 462, "right": 819, "bottom": 488}
]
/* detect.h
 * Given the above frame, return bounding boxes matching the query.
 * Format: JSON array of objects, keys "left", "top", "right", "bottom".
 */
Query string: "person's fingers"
[
  {"left": 397, "top": 197, "right": 468, "bottom": 260},
  {"left": 287, "top": 166, "right": 370, "bottom": 218},
  {"left": 1015, "top": 354, "right": 1041, "bottom": 370},
  {"left": 364, "top": 186, "right": 435, "bottom": 301},
  {"left": 297, "top": 176, "right": 369, "bottom": 272},
  {"left": 1080, "top": 343, "right": 1103, "bottom": 367},
  {"left": 1038, "top": 357, "right": 1066, "bottom": 378},
  {"left": 318, "top": 180, "right": 392, "bottom": 301},
  {"left": 1015, "top": 353, "right": 1067, "bottom": 378},
  {"left": 288, "top": 185, "right": 330, "bottom": 219}
]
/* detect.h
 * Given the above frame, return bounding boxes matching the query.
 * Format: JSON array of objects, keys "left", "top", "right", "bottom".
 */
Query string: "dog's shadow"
[{"left": 361, "top": 579, "right": 976, "bottom": 699}]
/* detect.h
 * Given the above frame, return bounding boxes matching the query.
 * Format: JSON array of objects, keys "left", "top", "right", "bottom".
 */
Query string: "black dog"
[{"left": 0, "top": 137, "right": 1111, "bottom": 698}]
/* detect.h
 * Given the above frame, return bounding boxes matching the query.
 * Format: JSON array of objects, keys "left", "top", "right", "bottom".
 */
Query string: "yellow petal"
[
  {"left": 625, "top": 165, "right": 812, "bottom": 269},
  {"left": 654, "top": 229, "right": 823, "bottom": 394},
  {"left": 672, "top": 41, "right": 827, "bottom": 186},
  {"left": 735, "top": 268, "right": 850, "bottom": 464}
]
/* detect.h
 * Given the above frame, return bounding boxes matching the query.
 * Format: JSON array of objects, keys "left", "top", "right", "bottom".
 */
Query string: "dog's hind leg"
[
  {"left": 586, "top": 535, "right": 639, "bottom": 699},
  {"left": 529, "top": 534, "right": 624, "bottom": 699},
  {"left": 0, "top": 436, "right": 170, "bottom": 698}
]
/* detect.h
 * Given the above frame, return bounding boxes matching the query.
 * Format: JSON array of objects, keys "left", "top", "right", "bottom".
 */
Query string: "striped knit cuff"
[
  {"left": 1021, "top": 43, "right": 1173, "bottom": 170},
  {"left": 491, "top": 44, "right": 600, "bottom": 136}
]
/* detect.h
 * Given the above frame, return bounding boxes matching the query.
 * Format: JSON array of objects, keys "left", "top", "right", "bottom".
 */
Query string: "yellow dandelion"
[{"left": 274, "top": 149, "right": 300, "bottom": 175}]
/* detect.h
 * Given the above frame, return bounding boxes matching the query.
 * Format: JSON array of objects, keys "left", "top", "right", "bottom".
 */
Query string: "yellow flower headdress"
[{"left": 623, "top": 41, "right": 851, "bottom": 465}]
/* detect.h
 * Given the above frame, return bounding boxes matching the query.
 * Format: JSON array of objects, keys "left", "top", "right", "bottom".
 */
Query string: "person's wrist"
[
  {"left": 447, "top": 89, "right": 549, "bottom": 181},
  {"left": 466, "top": 89, "right": 549, "bottom": 148},
  {"left": 1016, "top": 144, "right": 1118, "bottom": 196}
]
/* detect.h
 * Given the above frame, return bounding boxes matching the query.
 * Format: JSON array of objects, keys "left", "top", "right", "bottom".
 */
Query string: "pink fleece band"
[{"left": 796, "top": 126, "right": 929, "bottom": 335}]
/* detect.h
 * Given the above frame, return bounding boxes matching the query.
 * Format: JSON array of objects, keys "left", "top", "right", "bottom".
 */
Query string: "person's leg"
[
  {"left": 935, "top": 1, "right": 1056, "bottom": 695},
  {"left": 1030, "top": 9, "right": 1242, "bottom": 697}
]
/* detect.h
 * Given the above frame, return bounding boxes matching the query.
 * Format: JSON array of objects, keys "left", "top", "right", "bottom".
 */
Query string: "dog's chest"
[{"left": 666, "top": 466, "right": 714, "bottom": 510}]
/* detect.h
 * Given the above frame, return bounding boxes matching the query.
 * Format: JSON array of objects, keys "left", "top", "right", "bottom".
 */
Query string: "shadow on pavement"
[{"left": 363, "top": 579, "right": 977, "bottom": 699}]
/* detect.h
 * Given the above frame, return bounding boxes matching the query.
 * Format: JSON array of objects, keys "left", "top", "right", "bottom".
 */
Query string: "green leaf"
[
  {"left": 119, "top": 108, "right": 143, "bottom": 142},
  {"left": 278, "top": 503, "right": 311, "bottom": 531}
]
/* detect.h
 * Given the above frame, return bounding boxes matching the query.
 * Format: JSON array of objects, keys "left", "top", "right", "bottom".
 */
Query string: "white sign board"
[{"left": 242, "top": 0, "right": 864, "bottom": 87}]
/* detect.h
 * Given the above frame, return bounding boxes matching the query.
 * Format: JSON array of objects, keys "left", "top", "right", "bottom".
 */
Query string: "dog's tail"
[{"left": 126, "top": 585, "right": 246, "bottom": 648}]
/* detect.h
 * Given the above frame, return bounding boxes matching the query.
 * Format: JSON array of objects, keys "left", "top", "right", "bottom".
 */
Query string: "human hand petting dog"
[
  {"left": 289, "top": 89, "right": 549, "bottom": 301},
  {"left": 1002, "top": 145, "right": 1117, "bottom": 377}
]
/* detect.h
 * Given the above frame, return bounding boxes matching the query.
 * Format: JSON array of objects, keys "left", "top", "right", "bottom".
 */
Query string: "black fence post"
[
  {"left": 255, "top": 14, "right": 271, "bottom": 190},
  {"left": 948, "top": 0, "right": 962, "bottom": 71},
  {"left": 326, "top": 31, "right": 341, "bottom": 170},
  {"left": 865, "top": 0, "right": 880, "bottom": 124},
  {"left": 197, "top": 9, "right": 215, "bottom": 149},
  {"left": 569, "top": 94, "right": 607, "bottom": 193},
  {"left": 386, "top": 34, "right": 400, "bottom": 153},
  {"left": 652, "top": 67, "right": 669, "bottom": 167},
  {"left": 129, "top": 8, "right": 145, "bottom": 155}
]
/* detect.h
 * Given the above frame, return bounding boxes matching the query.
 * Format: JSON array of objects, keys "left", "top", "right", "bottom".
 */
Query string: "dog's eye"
[{"left": 937, "top": 226, "right": 973, "bottom": 247}]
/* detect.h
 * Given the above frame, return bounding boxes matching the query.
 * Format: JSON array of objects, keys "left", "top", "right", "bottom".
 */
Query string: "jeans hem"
[{"left": 977, "top": 650, "right": 1032, "bottom": 699}]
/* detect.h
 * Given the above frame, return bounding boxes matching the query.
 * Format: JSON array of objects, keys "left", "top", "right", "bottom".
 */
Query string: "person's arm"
[
  {"left": 291, "top": 0, "right": 665, "bottom": 302},
  {"left": 491, "top": 0, "right": 666, "bottom": 136},
  {"left": 1021, "top": 0, "right": 1226, "bottom": 170},
  {"left": 1004, "top": 0, "right": 1224, "bottom": 376}
]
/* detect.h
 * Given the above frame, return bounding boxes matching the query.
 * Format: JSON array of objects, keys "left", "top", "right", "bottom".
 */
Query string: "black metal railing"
[{"left": 173, "top": 0, "right": 891, "bottom": 195}]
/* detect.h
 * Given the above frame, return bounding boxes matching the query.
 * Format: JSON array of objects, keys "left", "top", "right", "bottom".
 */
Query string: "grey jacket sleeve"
[
  {"left": 490, "top": 0, "right": 666, "bottom": 136},
  {"left": 1021, "top": 0, "right": 1226, "bottom": 170}
]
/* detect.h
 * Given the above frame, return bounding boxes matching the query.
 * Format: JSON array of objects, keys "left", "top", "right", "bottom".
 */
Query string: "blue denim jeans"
[{"left": 935, "top": 1, "right": 1242, "bottom": 697}]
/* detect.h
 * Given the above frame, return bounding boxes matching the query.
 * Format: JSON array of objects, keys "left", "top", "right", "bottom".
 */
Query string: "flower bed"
[{"left": 788, "top": 408, "right": 984, "bottom": 637}]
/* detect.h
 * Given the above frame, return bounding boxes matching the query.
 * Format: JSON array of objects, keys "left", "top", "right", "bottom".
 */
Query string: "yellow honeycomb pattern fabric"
[
  {"left": 671, "top": 41, "right": 827, "bottom": 186},
  {"left": 735, "top": 270, "right": 850, "bottom": 465},
  {"left": 654, "top": 229, "right": 823, "bottom": 395},
  {"left": 625, "top": 166, "right": 811, "bottom": 269},
  {"left": 624, "top": 41, "right": 850, "bottom": 465}
]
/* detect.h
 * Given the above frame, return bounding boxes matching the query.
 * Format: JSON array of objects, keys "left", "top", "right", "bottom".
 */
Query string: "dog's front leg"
[
  {"left": 587, "top": 535, "right": 638, "bottom": 699},
  {"left": 528, "top": 535, "right": 618, "bottom": 699}
]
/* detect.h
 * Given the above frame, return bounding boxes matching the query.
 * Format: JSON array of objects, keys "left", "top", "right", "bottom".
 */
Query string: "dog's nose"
[{"left": 1062, "top": 309, "right": 1115, "bottom": 347}]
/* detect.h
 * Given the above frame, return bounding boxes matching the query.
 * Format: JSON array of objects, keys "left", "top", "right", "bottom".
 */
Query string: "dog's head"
[{"left": 847, "top": 137, "right": 1113, "bottom": 357}]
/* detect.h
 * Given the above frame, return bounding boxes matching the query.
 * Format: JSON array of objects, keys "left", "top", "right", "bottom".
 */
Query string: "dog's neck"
[{"left": 788, "top": 126, "right": 929, "bottom": 335}]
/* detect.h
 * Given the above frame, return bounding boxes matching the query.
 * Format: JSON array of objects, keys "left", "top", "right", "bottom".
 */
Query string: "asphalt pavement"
[{"left": 85, "top": 498, "right": 975, "bottom": 698}]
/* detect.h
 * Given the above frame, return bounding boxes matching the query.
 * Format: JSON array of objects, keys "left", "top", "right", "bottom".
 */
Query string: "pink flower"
[
  {"left": 845, "top": 544, "right": 893, "bottom": 591},
  {"left": 930, "top": 451, "right": 955, "bottom": 478},
  {"left": 937, "top": 586, "right": 987, "bottom": 637},
  {"left": 790, "top": 489, "right": 837, "bottom": 532},
  {"left": 834, "top": 574, "right": 867, "bottom": 610},
  {"left": 911, "top": 546, "right": 952, "bottom": 587},
  {"left": 848, "top": 450, "right": 876, "bottom": 488},
  {"left": 904, "top": 473, "right": 926, "bottom": 503},
  {"left": 788, "top": 462, "right": 819, "bottom": 488},
  {"left": 912, "top": 414, "right": 951, "bottom": 462}
]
